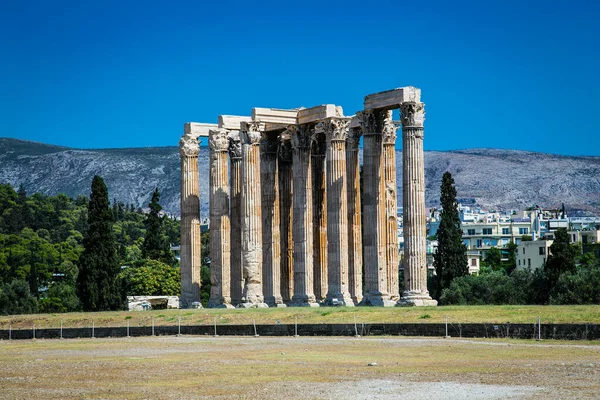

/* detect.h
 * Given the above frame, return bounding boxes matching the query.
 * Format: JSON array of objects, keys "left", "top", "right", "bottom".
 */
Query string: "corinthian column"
[
  {"left": 398, "top": 102, "right": 437, "bottom": 306},
  {"left": 278, "top": 131, "right": 294, "bottom": 304},
  {"left": 311, "top": 132, "right": 327, "bottom": 303},
  {"left": 239, "top": 121, "right": 268, "bottom": 308},
  {"left": 208, "top": 128, "right": 234, "bottom": 308},
  {"left": 322, "top": 118, "right": 354, "bottom": 306},
  {"left": 228, "top": 133, "right": 243, "bottom": 306},
  {"left": 358, "top": 110, "right": 395, "bottom": 306},
  {"left": 382, "top": 111, "right": 400, "bottom": 301},
  {"left": 261, "top": 133, "right": 284, "bottom": 307},
  {"left": 179, "top": 127, "right": 202, "bottom": 308},
  {"left": 347, "top": 126, "right": 363, "bottom": 305},
  {"left": 291, "top": 125, "right": 319, "bottom": 307}
]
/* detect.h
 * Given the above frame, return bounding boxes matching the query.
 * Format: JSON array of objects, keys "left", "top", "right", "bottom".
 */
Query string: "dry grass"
[
  {"left": 0, "top": 336, "right": 599, "bottom": 399},
  {"left": 1, "top": 305, "right": 599, "bottom": 330}
]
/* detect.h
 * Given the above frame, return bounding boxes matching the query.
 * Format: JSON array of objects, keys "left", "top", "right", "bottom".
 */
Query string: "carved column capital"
[
  {"left": 318, "top": 117, "right": 350, "bottom": 143},
  {"left": 381, "top": 110, "right": 397, "bottom": 144},
  {"left": 240, "top": 121, "right": 263, "bottom": 145},
  {"left": 278, "top": 130, "right": 293, "bottom": 163},
  {"left": 260, "top": 133, "right": 279, "bottom": 154},
  {"left": 179, "top": 133, "right": 199, "bottom": 157},
  {"left": 228, "top": 134, "right": 242, "bottom": 160},
  {"left": 347, "top": 127, "right": 362, "bottom": 150},
  {"left": 400, "top": 102, "right": 425, "bottom": 128},
  {"left": 209, "top": 128, "right": 230, "bottom": 152},
  {"left": 291, "top": 125, "right": 312, "bottom": 150},
  {"left": 357, "top": 109, "right": 386, "bottom": 135}
]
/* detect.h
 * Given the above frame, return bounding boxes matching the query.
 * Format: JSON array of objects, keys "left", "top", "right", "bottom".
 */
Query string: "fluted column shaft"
[
  {"left": 240, "top": 122, "right": 267, "bottom": 307},
  {"left": 311, "top": 134, "right": 327, "bottom": 303},
  {"left": 358, "top": 110, "right": 394, "bottom": 306},
  {"left": 399, "top": 102, "right": 436, "bottom": 306},
  {"left": 179, "top": 129, "right": 202, "bottom": 308},
  {"left": 291, "top": 125, "right": 319, "bottom": 307},
  {"left": 278, "top": 133, "right": 294, "bottom": 304},
  {"left": 261, "top": 135, "right": 284, "bottom": 307},
  {"left": 208, "top": 129, "right": 233, "bottom": 308},
  {"left": 347, "top": 127, "right": 363, "bottom": 304},
  {"left": 383, "top": 112, "right": 399, "bottom": 301},
  {"left": 228, "top": 135, "right": 243, "bottom": 306},
  {"left": 323, "top": 118, "right": 353, "bottom": 306}
]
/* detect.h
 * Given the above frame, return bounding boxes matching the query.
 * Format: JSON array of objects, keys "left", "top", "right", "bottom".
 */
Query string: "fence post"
[
  {"left": 537, "top": 316, "right": 541, "bottom": 341},
  {"left": 445, "top": 316, "right": 450, "bottom": 338},
  {"left": 213, "top": 317, "right": 218, "bottom": 337},
  {"left": 92, "top": 321, "right": 95, "bottom": 339},
  {"left": 178, "top": 316, "right": 181, "bottom": 337},
  {"left": 60, "top": 320, "right": 63, "bottom": 340},
  {"left": 294, "top": 316, "right": 299, "bottom": 337},
  {"left": 253, "top": 319, "right": 259, "bottom": 337},
  {"left": 152, "top": 318, "right": 155, "bottom": 336},
  {"left": 9, "top": 324, "right": 11, "bottom": 341},
  {"left": 127, "top": 321, "right": 130, "bottom": 338},
  {"left": 33, "top": 324, "right": 36, "bottom": 340},
  {"left": 354, "top": 316, "right": 360, "bottom": 338}
]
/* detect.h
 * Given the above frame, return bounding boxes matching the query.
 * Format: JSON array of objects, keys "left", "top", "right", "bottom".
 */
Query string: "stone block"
[
  {"left": 297, "top": 104, "right": 344, "bottom": 125},
  {"left": 363, "top": 86, "right": 421, "bottom": 110},
  {"left": 218, "top": 115, "right": 251, "bottom": 131},
  {"left": 184, "top": 122, "right": 218, "bottom": 137},
  {"left": 252, "top": 108, "right": 299, "bottom": 125}
]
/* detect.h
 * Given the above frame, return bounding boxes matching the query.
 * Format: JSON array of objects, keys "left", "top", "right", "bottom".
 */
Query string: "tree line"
[
  {"left": 432, "top": 172, "right": 600, "bottom": 305},
  {"left": 0, "top": 177, "right": 185, "bottom": 314}
]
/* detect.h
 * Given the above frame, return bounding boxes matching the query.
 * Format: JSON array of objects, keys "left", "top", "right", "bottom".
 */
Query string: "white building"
[{"left": 516, "top": 239, "right": 553, "bottom": 271}]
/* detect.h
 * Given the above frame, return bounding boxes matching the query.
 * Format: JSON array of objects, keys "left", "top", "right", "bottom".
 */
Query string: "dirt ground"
[{"left": 0, "top": 336, "right": 599, "bottom": 399}]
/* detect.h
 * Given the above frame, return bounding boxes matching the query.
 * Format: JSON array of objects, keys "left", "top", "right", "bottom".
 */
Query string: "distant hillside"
[{"left": 0, "top": 138, "right": 598, "bottom": 216}]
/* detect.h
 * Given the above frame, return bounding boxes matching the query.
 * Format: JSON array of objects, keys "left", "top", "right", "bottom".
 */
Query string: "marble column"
[
  {"left": 179, "top": 128, "right": 202, "bottom": 308},
  {"left": 208, "top": 128, "right": 234, "bottom": 308},
  {"left": 398, "top": 102, "right": 437, "bottom": 306},
  {"left": 358, "top": 110, "right": 395, "bottom": 306},
  {"left": 291, "top": 125, "right": 319, "bottom": 307},
  {"left": 261, "top": 133, "right": 285, "bottom": 307},
  {"left": 347, "top": 127, "right": 363, "bottom": 305},
  {"left": 278, "top": 131, "right": 294, "bottom": 304},
  {"left": 323, "top": 118, "right": 354, "bottom": 306},
  {"left": 239, "top": 121, "right": 268, "bottom": 308},
  {"left": 311, "top": 132, "right": 327, "bottom": 303},
  {"left": 382, "top": 111, "right": 400, "bottom": 301},
  {"left": 228, "top": 133, "right": 243, "bottom": 306}
]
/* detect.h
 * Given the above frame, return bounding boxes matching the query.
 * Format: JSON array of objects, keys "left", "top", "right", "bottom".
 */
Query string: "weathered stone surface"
[
  {"left": 311, "top": 130, "right": 327, "bottom": 303},
  {"left": 358, "top": 110, "right": 395, "bottom": 307},
  {"left": 278, "top": 131, "right": 294, "bottom": 304},
  {"left": 252, "top": 108, "right": 299, "bottom": 125},
  {"left": 347, "top": 126, "right": 363, "bottom": 304},
  {"left": 364, "top": 87, "right": 421, "bottom": 111},
  {"left": 323, "top": 118, "right": 354, "bottom": 307},
  {"left": 179, "top": 132, "right": 202, "bottom": 308},
  {"left": 229, "top": 133, "right": 243, "bottom": 306},
  {"left": 298, "top": 104, "right": 344, "bottom": 125},
  {"left": 218, "top": 115, "right": 251, "bottom": 131},
  {"left": 398, "top": 102, "right": 436, "bottom": 307},
  {"left": 240, "top": 122, "right": 267, "bottom": 307},
  {"left": 261, "top": 134, "right": 284, "bottom": 307},
  {"left": 208, "top": 128, "right": 234, "bottom": 309},
  {"left": 290, "top": 125, "right": 319, "bottom": 307},
  {"left": 185, "top": 122, "right": 218, "bottom": 137}
]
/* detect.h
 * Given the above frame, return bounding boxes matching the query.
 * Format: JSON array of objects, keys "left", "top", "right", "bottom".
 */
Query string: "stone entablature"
[{"left": 179, "top": 86, "right": 435, "bottom": 308}]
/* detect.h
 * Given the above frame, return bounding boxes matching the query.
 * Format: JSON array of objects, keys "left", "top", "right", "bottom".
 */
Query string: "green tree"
[
  {"left": 0, "top": 279, "right": 38, "bottom": 315},
  {"left": 433, "top": 172, "right": 468, "bottom": 299},
  {"left": 76, "top": 176, "right": 124, "bottom": 311},
  {"left": 39, "top": 282, "right": 80, "bottom": 313},
  {"left": 119, "top": 259, "right": 180, "bottom": 296},
  {"left": 484, "top": 247, "right": 503, "bottom": 271},
  {"left": 504, "top": 241, "right": 518, "bottom": 273},
  {"left": 544, "top": 228, "right": 578, "bottom": 289},
  {"left": 141, "top": 188, "right": 174, "bottom": 265}
]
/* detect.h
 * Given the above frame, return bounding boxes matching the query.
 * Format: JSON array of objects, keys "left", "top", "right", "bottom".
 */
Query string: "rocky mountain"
[{"left": 1, "top": 138, "right": 598, "bottom": 216}]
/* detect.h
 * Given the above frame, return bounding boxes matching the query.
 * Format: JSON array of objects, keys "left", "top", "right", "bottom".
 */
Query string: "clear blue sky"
[{"left": 1, "top": 0, "right": 598, "bottom": 155}]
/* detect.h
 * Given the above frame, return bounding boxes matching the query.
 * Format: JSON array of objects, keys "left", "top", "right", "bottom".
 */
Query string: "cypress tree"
[
  {"left": 141, "top": 187, "right": 174, "bottom": 265},
  {"left": 433, "top": 172, "right": 468, "bottom": 299},
  {"left": 76, "top": 176, "right": 124, "bottom": 311},
  {"left": 545, "top": 228, "right": 577, "bottom": 288}
]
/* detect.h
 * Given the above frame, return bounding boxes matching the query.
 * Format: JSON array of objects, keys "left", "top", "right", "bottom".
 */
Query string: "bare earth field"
[{"left": 0, "top": 336, "right": 599, "bottom": 399}]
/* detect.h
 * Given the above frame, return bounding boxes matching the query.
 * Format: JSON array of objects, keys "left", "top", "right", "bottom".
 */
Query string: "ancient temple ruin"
[{"left": 179, "top": 86, "right": 437, "bottom": 308}]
